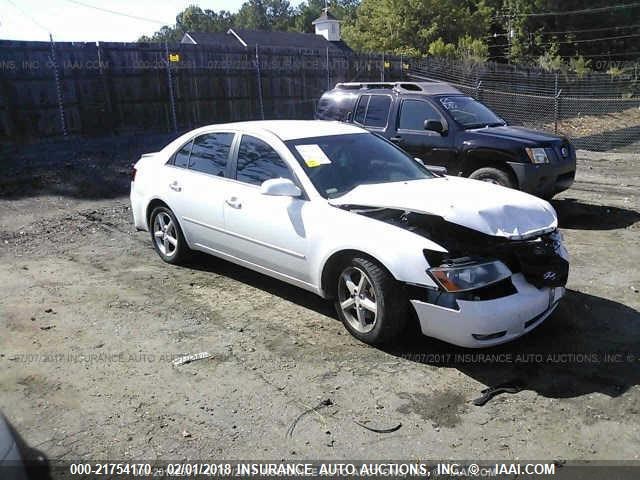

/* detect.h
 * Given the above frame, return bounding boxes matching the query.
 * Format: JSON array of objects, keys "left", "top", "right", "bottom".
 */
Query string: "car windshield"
[
  {"left": 439, "top": 96, "right": 506, "bottom": 129},
  {"left": 286, "top": 133, "right": 434, "bottom": 199}
]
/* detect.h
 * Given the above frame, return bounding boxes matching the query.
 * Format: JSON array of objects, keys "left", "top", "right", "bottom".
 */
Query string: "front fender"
[{"left": 310, "top": 208, "right": 444, "bottom": 294}]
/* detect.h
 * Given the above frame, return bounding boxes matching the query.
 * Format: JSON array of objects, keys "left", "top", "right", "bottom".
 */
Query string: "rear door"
[
  {"left": 392, "top": 98, "right": 456, "bottom": 167},
  {"left": 174, "top": 131, "right": 236, "bottom": 251},
  {"left": 352, "top": 94, "right": 393, "bottom": 136},
  {"left": 222, "top": 134, "right": 311, "bottom": 284}
]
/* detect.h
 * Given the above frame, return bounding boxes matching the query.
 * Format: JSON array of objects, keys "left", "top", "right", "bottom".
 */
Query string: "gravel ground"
[{"left": 1, "top": 136, "right": 640, "bottom": 468}]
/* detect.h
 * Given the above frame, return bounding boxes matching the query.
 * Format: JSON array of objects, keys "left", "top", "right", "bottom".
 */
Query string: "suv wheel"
[
  {"left": 334, "top": 257, "right": 407, "bottom": 346},
  {"left": 469, "top": 167, "right": 515, "bottom": 189}
]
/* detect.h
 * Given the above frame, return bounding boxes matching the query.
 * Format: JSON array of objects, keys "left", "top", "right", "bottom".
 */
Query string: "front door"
[
  {"left": 222, "top": 134, "right": 311, "bottom": 284},
  {"left": 392, "top": 98, "right": 456, "bottom": 168}
]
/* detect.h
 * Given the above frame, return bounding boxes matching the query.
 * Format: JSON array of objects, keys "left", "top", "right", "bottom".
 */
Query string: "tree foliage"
[{"left": 139, "top": 0, "right": 640, "bottom": 71}]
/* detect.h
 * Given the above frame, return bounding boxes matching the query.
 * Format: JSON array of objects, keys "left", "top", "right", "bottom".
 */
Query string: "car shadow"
[
  {"left": 1, "top": 414, "right": 51, "bottom": 480},
  {"left": 181, "top": 252, "right": 335, "bottom": 318},
  {"left": 181, "top": 253, "right": 640, "bottom": 399},
  {"left": 552, "top": 198, "right": 640, "bottom": 230},
  {"left": 387, "top": 289, "right": 640, "bottom": 399}
]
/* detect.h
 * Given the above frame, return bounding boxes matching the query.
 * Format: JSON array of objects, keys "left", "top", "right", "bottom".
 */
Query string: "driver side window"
[
  {"left": 398, "top": 100, "right": 441, "bottom": 131},
  {"left": 235, "top": 135, "right": 294, "bottom": 186}
]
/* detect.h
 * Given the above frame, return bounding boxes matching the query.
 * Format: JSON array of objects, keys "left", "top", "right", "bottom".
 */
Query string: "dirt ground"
[{"left": 1, "top": 135, "right": 640, "bottom": 466}]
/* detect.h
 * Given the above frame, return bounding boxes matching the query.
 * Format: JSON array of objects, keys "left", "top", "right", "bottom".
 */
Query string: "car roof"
[
  {"left": 331, "top": 81, "right": 462, "bottom": 97},
  {"left": 195, "top": 120, "right": 367, "bottom": 141}
]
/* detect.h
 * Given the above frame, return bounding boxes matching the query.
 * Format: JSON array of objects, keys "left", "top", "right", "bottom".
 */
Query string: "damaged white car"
[{"left": 131, "top": 121, "right": 569, "bottom": 348}]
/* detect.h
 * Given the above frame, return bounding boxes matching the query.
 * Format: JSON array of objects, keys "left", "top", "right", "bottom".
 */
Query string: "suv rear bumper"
[{"left": 508, "top": 156, "right": 576, "bottom": 197}]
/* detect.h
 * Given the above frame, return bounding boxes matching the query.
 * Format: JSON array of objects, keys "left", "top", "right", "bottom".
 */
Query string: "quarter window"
[
  {"left": 236, "top": 135, "right": 294, "bottom": 186},
  {"left": 172, "top": 140, "right": 192, "bottom": 168},
  {"left": 399, "top": 100, "right": 442, "bottom": 131},
  {"left": 188, "top": 133, "right": 234, "bottom": 176}
]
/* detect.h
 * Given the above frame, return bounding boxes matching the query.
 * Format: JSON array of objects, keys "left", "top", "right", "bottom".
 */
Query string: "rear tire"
[
  {"left": 334, "top": 257, "right": 407, "bottom": 346},
  {"left": 149, "top": 206, "right": 190, "bottom": 265},
  {"left": 469, "top": 167, "right": 515, "bottom": 189}
]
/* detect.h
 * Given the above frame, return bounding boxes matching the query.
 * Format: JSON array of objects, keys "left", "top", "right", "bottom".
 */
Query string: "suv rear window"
[{"left": 354, "top": 95, "right": 391, "bottom": 128}]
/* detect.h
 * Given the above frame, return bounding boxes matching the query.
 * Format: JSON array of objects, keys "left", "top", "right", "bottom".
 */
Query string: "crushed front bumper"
[{"left": 410, "top": 273, "right": 565, "bottom": 348}]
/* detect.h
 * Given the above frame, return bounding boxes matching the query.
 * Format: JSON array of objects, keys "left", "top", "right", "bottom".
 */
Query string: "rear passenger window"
[
  {"left": 364, "top": 95, "right": 391, "bottom": 127},
  {"left": 353, "top": 95, "right": 391, "bottom": 128},
  {"left": 399, "top": 99, "right": 441, "bottom": 131},
  {"left": 172, "top": 141, "right": 192, "bottom": 168},
  {"left": 188, "top": 133, "right": 234, "bottom": 176},
  {"left": 236, "top": 135, "right": 294, "bottom": 186}
]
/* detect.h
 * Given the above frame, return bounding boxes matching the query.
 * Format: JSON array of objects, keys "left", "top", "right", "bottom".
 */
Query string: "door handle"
[
  {"left": 169, "top": 181, "right": 182, "bottom": 192},
  {"left": 225, "top": 197, "right": 242, "bottom": 209},
  {"left": 390, "top": 136, "right": 403, "bottom": 144}
]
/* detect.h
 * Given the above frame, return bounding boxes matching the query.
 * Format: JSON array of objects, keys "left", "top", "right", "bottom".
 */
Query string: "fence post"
[
  {"left": 96, "top": 42, "right": 115, "bottom": 131},
  {"left": 381, "top": 51, "right": 385, "bottom": 82},
  {"left": 325, "top": 46, "right": 330, "bottom": 90},
  {"left": 475, "top": 80, "right": 483, "bottom": 101},
  {"left": 255, "top": 44, "right": 265, "bottom": 120},
  {"left": 49, "top": 34, "right": 67, "bottom": 137},
  {"left": 164, "top": 41, "right": 178, "bottom": 133},
  {"left": 554, "top": 72, "right": 560, "bottom": 134}
]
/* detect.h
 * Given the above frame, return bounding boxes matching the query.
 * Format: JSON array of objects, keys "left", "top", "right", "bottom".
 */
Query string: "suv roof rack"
[{"left": 334, "top": 81, "right": 439, "bottom": 92}]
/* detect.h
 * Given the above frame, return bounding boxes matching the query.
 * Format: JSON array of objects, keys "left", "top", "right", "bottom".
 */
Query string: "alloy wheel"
[
  {"left": 338, "top": 266, "right": 378, "bottom": 333},
  {"left": 153, "top": 211, "right": 178, "bottom": 257}
]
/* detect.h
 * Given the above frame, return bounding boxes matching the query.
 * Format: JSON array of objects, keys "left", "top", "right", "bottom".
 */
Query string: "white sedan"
[{"left": 131, "top": 120, "right": 569, "bottom": 348}]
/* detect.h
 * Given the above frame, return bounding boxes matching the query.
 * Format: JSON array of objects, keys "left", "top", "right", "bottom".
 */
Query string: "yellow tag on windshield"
[{"left": 305, "top": 158, "right": 322, "bottom": 168}]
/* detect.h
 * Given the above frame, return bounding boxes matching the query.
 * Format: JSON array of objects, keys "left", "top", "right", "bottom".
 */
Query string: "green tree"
[
  {"left": 235, "top": 0, "right": 295, "bottom": 31},
  {"left": 342, "top": 0, "right": 492, "bottom": 54},
  {"left": 457, "top": 35, "right": 489, "bottom": 62},
  {"left": 428, "top": 38, "right": 456, "bottom": 58},
  {"left": 294, "top": 0, "right": 359, "bottom": 33},
  {"left": 138, "top": 5, "right": 234, "bottom": 42},
  {"left": 569, "top": 55, "right": 591, "bottom": 78},
  {"left": 537, "top": 41, "right": 565, "bottom": 72}
]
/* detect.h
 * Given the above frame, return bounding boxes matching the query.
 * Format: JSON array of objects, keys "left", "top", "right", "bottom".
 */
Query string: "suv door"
[
  {"left": 222, "top": 134, "right": 311, "bottom": 285},
  {"left": 353, "top": 94, "right": 393, "bottom": 132},
  {"left": 174, "top": 131, "right": 236, "bottom": 251},
  {"left": 392, "top": 98, "right": 455, "bottom": 168}
]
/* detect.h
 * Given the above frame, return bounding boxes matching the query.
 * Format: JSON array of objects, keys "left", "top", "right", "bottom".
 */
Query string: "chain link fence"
[{"left": 408, "top": 57, "right": 640, "bottom": 152}]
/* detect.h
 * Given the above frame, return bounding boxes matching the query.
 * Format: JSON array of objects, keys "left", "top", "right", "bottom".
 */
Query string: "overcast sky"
[{"left": 0, "top": 0, "right": 305, "bottom": 42}]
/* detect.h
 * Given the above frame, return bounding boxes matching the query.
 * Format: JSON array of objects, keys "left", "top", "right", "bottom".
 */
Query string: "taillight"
[{"left": 132, "top": 166, "right": 137, "bottom": 182}]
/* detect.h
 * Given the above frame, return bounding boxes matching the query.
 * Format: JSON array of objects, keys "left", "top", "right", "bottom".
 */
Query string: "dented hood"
[{"left": 329, "top": 176, "right": 557, "bottom": 239}]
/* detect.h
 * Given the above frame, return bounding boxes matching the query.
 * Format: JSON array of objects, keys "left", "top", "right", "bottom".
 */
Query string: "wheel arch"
[
  {"left": 459, "top": 149, "right": 519, "bottom": 186},
  {"left": 320, "top": 249, "right": 399, "bottom": 300},
  {"left": 146, "top": 198, "right": 171, "bottom": 230}
]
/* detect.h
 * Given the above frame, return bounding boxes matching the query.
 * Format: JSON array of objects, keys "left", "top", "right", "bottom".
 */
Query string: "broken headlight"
[
  {"left": 525, "top": 147, "right": 550, "bottom": 164},
  {"left": 428, "top": 259, "right": 512, "bottom": 293}
]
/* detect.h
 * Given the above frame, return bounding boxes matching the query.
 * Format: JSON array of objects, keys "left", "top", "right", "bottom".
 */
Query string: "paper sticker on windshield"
[{"left": 296, "top": 144, "right": 331, "bottom": 168}]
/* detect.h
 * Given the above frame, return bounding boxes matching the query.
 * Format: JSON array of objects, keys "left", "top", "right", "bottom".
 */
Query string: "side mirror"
[
  {"left": 260, "top": 178, "right": 302, "bottom": 197},
  {"left": 424, "top": 119, "right": 445, "bottom": 134},
  {"left": 414, "top": 157, "right": 425, "bottom": 166}
]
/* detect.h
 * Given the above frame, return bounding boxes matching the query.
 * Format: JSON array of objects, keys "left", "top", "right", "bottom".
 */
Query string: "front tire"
[
  {"left": 469, "top": 166, "right": 515, "bottom": 189},
  {"left": 149, "top": 206, "right": 190, "bottom": 265},
  {"left": 334, "top": 257, "right": 407, "bottom": 346}
]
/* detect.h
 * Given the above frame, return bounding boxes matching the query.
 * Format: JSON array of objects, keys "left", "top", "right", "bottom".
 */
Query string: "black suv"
[{"left": 316, "top": 81, "right": 576, "bottom": 198}]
